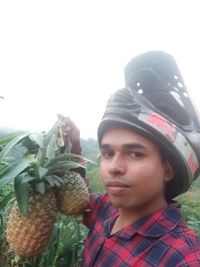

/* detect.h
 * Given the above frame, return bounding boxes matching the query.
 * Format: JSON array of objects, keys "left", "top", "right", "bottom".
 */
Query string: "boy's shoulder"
[
  {"left": 167, "top": 226, "right": 200, "bottom": 261},
  {"left": 143, "top": 203, "right": 200, "bottom": 266},
  {"left": 83, "top": 193, "right": 117, "bottom": 228}
]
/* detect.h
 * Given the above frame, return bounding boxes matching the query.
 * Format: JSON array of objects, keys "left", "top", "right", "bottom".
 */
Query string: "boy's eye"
[
  {"left": 128, "top": 151, "right": 144, "bottom": 158},
  {"left": 101, "top": 150, "right": 113, "bottom": 158}
]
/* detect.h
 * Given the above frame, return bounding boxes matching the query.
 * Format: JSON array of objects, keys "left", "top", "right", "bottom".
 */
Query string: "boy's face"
[{"left": 100, "top": 127, "right": 173, "bottom": 214}]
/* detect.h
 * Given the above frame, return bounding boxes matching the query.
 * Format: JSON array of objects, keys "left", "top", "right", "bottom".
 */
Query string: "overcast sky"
[{"left": 0, "top": 0, "right": 200, "bottom": 138}]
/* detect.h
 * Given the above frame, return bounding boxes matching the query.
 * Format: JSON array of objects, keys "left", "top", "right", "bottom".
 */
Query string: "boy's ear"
[{"left": 164, "top": 161, "right": 174, "bottom": 182}]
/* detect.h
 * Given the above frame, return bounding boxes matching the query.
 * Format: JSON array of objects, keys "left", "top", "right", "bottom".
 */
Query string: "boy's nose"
[{"left": 107, "top": 154, "right": 126, "bottom": 175}]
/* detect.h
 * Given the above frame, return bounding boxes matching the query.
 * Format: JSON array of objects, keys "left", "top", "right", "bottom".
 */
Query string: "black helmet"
[{"left": 98, "top": 51, "right": 200, "bottom": 200}]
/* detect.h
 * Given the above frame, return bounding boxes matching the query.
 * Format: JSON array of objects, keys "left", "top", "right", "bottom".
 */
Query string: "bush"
[
  {"left": 87, "top": 167, "right": 104, "bottom": 194},
  {"left": 176, "top": 182, "right": 200, "bottom": 235}
]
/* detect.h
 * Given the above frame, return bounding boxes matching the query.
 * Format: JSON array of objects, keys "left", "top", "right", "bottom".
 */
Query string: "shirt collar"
[{"left": 104, "top": 202, "right": 184, "bottom": 239}]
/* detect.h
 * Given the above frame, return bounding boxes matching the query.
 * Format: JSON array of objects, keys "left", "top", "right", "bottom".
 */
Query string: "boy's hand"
[
  {"left": 57, "top": 114, "right": 81, "bottom": 155},
  {"left": 57, "top": 114, "right": 87, "bottom": 179}
]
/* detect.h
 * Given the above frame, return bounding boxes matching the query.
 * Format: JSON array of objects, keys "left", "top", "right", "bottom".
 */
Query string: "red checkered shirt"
[{"left": 81, "top": 193, "right": 200, "bottom": 266}]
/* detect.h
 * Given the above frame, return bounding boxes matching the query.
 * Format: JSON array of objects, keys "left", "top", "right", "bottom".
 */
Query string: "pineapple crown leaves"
[
  {"left": 0, "top": 133, "right": 32, "bottom": 214},
  {"left": 0, "top": 115, "right": 89, "bottom": 215},
  {"left": 0, "top": 133, "right": 30, "bottom": 162},
  {"left": 14, "top": 173, "right": 32, "bottom": 215},
  {"left": 0, "top": 131, "right": 28, "bottom": 151},
  {"left": 0, "top": 158, "right": 31, "bottom": 189},
  {"left": 0, "top": 133, "right": 32, "bottom": 189}
]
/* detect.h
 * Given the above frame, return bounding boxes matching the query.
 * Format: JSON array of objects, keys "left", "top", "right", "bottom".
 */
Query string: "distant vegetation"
[
  {"left": 0, "top": 127, "right": 20, "bottom": 137},
  {"left": 81, "top": 138, "right": 104, "bottom": 193},
  {"left": 81, "top": 138, "right": 99, "bottom": 162},
  {"left": 176, "top": 180, "right": 200, "bottom": 236}
]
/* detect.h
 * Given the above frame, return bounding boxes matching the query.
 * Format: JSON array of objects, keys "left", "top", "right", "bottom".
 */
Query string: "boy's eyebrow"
[{"left": 100, "top": 143, "right": 147, "bottom": 150}]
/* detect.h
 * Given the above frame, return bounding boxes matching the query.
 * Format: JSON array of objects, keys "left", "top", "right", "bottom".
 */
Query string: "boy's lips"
[
  {"left": 106, "top": 181, "right": 129, "bottom": 187},
  {"left": 106, "top": 181, "right": 130, "bottom": 195}
]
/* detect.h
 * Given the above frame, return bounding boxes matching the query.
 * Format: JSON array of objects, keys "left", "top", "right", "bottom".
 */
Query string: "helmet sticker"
[
  {"left": 139, "top": 112, "right": 199, "bottom": 178},
  {"left": 188, "top": 154, "right": 199, "bottom": 176},
  {"left": 139, "top": 113, "right": 176, "bottom": 142},
  {"left": 174, "top": 132, "right": 199, "bottom": 177}
]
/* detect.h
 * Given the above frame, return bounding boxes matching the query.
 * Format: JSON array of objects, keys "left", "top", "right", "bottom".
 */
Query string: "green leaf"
[
  {"left": 46, "top": 134, "right": 58, "bottom": 161},
  {"left": 51, "top": 175, "right": 65, "bottom": 184},
  {"left": 0, "top": 191, "right": 15, "bottom": 209},
  {"left": 20, "top": 173, "right": 35, "bottom": 184},
  {"left": 14, "top": 174, "right": 30, "bottom": 215},
  {"left": 38, "top": 166, "right": 48, "bottom": 178},
  {"left": 29, "top": 133, "right": 44, "bottom": 147},
  {"left": 45, "top": 175, "right": 63, "bottom": 187},
  {"left": 45, "top": 153, "right": 94, "bottom": 169},
  {"left": 36, "top": 121, "right": 59, "bottom": 167},
  {"left": 36, "top": 182, "right": 45, "bottom": 194},
  {"left": 2, "top": 143, "right": 28, "bottom": 164},
  {"left": 47, "top": 161, "right": 85, "bottom": 175},
  {"left": 0, "top": 158, "right": 30, "bottom": 188},
  {"left": 0, "top": 164, "right": 7, "bottom": 173},
  {"left": 43, "top": 120, "right": 59, "bottom": 147},
  {"left": 0, "top": 131, "right": 28, "bottom": 148},
  {"left": 60, "top": 161, "right": 86, "bottom": 169},
  {"left": 45, "top": 176, "right": 54, "bottom": 187},
  {"left": 0, "top": 134, "right": 29, "bottom": 161},
  {"left": 45, "top": 176, "right": 56, "bottom": 187},
  {"left": 36, "top": 147, "right": 46, "bottom": 167}
]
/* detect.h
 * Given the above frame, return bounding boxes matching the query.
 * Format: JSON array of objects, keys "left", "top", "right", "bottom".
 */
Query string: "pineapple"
[
  {"left": 6, "top": 190, "right": 57, "bottom": 257},
  {"left": 56, "top": 172, "right": 89, "bottom": 215},
  {"left": 0, "top": 115, "right": 88, "bottom": 258}
]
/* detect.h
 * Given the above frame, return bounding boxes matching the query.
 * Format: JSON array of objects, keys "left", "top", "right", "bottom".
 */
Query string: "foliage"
[
  {"left": 87, "top": 167, "right": 104, "bottom": 194},
  {"left": 81, "top": 138, "right": 99, "bottom": 168},
  {"left": 176, "top": 180, "right": 200, "bottom": 235},
  {"left": 80, "top": 138, "right": 104, "bottom": 193}
]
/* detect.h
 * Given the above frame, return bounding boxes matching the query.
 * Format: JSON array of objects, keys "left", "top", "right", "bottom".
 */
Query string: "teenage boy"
[{"left": 71, "top": 51, "right": 200, "bottom": 266}]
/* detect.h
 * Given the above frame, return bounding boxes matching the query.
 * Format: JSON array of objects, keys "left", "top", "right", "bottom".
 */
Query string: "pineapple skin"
[
  {"left": 57, "top": 172, "right": 89, "bottom": 215},
  {"left": 6, "top": 190, "right": 57, "bottom": 257}
]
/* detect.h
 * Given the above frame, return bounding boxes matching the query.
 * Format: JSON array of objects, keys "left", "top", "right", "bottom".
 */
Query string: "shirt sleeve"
[{"left": 83, "top": 193, "right": 110, "bottom": 229}]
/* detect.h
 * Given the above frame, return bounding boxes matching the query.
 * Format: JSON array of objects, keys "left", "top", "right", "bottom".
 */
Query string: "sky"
[{"left": 0, "top": 0, "right": 200, "bottom": 139}]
